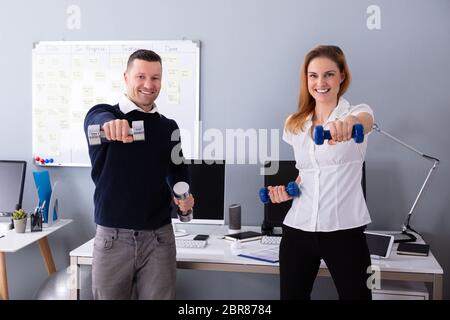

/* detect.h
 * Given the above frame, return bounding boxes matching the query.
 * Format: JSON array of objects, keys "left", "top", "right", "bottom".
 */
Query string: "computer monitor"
[
  {"left": 261, "top": 160, "right": 366, "bottom": 235},
  {"left": 0, "top": 160, "right": 27, "bottom": 216},
  {"left": 172, "top": 160, "right": 225, "bottom": 225}
]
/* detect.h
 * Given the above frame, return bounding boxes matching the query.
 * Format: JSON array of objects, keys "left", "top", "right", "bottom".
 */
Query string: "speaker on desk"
[{"left": 228, "top": 203, "right": 241, "bottom": 233}]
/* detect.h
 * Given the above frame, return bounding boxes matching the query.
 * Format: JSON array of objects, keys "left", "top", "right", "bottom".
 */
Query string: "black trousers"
[{"left": 279, "top": 224, "right": 372, "bottom": 300}]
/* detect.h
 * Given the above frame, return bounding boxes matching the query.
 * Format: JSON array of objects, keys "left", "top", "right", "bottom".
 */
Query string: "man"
[{"left": 84, "top": 49, "right": 194, "bottom": 300}]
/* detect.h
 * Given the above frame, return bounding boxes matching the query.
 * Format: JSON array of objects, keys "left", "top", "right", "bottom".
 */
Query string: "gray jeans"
[{"left": 92, "top": 223, "right": 176, "bottom": 300}]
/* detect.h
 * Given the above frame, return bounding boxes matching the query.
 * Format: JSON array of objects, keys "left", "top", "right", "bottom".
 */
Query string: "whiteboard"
[{"left": 32, "top": 40, "right": 200, "bottom": 166}]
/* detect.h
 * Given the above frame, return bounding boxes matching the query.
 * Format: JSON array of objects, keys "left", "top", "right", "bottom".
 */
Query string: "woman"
[{"left": 268, "top": 45, "right": 374, "bottom": 300}]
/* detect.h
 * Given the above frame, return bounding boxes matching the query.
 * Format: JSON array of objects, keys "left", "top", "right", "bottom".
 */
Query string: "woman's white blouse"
[{"left": 282, "top": 97, "right": 374, "bottom": 232}]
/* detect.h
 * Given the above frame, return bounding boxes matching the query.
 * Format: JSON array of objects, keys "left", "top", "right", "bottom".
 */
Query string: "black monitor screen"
[
  {"left": 0, "top": 160, "right": 27, "bottom": 215},
  {"left": 262, "top": 161, "right": 366, "bottom": 232},
  {"left": 172, "top": 160, "right": 225, "bottom": 224},
  {"left": 262, "top": 161, "right": 298, "bottom": 231}
]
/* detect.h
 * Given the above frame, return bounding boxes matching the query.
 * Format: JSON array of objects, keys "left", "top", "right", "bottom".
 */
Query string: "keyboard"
[
  {"left": 0, "top": 212, "right": 12, "bottom": 217},
  {"left": 261, "top": 236, "right": 282, "bottom": 245},
  {"left": 176, "top": 239, "right": 207, "bottom": 248}
]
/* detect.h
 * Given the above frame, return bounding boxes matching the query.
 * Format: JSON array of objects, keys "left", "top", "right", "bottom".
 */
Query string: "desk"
[
  {"left": 0, "top": 219, "right": 72, "bottom": 299},
  {"left": 69, "top": 224, "right": 443, "bottom": 300}
]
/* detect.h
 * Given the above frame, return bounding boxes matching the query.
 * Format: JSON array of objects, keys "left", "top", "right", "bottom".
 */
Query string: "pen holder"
[
  {"left": 228, "top": 204, "right": 241, "bottom": 232},
  {"left": 31, "top": 207, "right": 43, "bottom": 232}
]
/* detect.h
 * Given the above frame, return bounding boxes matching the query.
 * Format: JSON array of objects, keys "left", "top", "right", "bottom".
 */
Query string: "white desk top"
[
  {"left": 69, "top": 224, "right": 443, "bottom": 275},
  {"left": 0, "top": 219, "right": 72, "bottom": 252}
]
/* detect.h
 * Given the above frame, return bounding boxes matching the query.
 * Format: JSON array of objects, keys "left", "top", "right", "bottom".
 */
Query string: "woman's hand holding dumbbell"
[
  {"left": 314, "top": 116, "right": 364, "bottom": 145},
  {"left": 267, "top": 176, "right": 301, "bottom": 204},
  {"left": 327, "top": 115, "right": 360, "bottom": 145}
]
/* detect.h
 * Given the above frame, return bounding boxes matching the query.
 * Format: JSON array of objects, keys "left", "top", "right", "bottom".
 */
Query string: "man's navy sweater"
[{"left": 84, "top": 104, "right": 189, "bottom": 230}]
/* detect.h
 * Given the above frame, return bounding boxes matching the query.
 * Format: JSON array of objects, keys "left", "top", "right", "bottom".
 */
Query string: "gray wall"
[{"left": 0, "top": 0, "right": 449, "bottom": 299}]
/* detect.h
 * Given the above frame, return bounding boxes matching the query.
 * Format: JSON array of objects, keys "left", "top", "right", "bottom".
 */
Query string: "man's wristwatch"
[{"left": 177, "top": 208, "right": 193, "bottom": 222}]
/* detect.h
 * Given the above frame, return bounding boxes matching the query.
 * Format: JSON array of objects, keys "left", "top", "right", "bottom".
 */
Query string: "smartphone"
[{"left": 193, "top": 234, "right": 209, "bottom": 241}]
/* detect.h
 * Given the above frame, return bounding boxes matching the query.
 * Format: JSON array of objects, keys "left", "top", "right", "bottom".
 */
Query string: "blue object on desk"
[
  {"left": 33, "top": 171, "right": 57, "bottom": 223},
  {"left": 238, "top": 253, "right": 279, "bottom": 264}
]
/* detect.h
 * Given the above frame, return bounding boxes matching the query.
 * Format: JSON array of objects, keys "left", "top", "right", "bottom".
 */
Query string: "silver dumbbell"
[
  {"left": 173, "top": 181, "right": 193, "bottom": 222},
  {"left": 87, "top": 120, "right": 145, "bottom": 146}
]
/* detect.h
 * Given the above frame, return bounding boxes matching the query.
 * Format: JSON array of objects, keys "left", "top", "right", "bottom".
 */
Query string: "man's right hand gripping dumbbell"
[
  {"left": 87, "top": 119, "right": 145, "bottom": 145},
  {"left": 259, "top": 176, "right": 302, "bottom": 204}
]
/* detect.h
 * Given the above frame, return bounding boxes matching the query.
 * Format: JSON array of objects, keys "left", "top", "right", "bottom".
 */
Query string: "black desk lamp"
[{"left": 372, "top": 123, "right": 440, "bottom": 243}]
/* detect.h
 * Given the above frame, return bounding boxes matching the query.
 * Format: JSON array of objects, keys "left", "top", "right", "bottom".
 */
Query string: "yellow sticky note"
[
  {"left": 167, "top": 92, "right": 180, "bottom": 105},
  {"left": 181, "top": 68, "right": 192, "bottom": 79}
]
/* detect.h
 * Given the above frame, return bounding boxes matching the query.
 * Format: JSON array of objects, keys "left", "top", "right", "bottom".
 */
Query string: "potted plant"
[{"left": 12, "top": 208, "right": 28, "bottom": 233}]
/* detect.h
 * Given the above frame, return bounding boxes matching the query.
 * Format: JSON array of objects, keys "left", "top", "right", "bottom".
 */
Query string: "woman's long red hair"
[{"left": 285, "top": 45, "right": 352, "bottom": 133}]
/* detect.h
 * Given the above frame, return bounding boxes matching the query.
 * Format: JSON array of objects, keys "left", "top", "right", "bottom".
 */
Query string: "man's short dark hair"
[{"left": 127, "top": 49, "right": 162, "bottom": 70}]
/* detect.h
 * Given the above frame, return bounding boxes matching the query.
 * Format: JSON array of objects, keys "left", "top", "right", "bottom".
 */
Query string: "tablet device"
[{"left": 364, "top": 231, "right": 394, "bottom": 259}]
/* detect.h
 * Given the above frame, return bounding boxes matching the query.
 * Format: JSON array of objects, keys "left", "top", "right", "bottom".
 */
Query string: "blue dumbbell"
[
  {"left": 259, "top": 181, "right": 301, "bottom": 204},
  {"left": 313, "top": 123, "right": 364, "bottom": 145}
]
